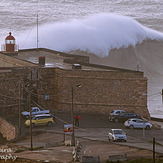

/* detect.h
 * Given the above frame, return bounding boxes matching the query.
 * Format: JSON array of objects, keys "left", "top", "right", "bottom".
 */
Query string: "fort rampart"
[{"left": 0, "top": 64, "right": 149, "bottom": 120}]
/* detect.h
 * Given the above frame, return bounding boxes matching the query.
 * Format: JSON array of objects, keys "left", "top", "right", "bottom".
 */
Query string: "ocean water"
[{"left": 0, "top": 0, "right": 163, "bottom": 117}]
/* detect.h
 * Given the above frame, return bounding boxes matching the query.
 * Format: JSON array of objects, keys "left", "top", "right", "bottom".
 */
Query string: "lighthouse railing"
[
  {"left": 1, "top": 44, "right": 19, "bottom": 52},
  {"left": 14, "top": 44, "right": 19, "bottom": 51},
  {"left": 1, "top": 44, "right": 6, "bottom": 52}
]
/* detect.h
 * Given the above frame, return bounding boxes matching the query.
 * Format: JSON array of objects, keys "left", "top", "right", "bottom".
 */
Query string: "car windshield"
[{"left": 113, "top": 130, "right": 123, "bottom": 134}]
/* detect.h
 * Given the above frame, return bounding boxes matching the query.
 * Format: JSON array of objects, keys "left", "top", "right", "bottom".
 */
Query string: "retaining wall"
[{"left": 0, "top": 117, "right": 18, "bottom": 141}]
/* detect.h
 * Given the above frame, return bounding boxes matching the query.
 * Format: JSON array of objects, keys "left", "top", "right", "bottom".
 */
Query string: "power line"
[
  {"left": 30, "top": 98, "right": 108, "bottom": 137},
  {"left": 148, "top": 92, "right": 161, "bottom": 97},
  {"left": 0, "top": 93, "right": 19, "bottom": 100}
]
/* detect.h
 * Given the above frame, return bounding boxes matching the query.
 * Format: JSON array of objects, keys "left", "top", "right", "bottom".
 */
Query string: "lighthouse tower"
[{"left": 1, "top": 32, "right": 18, "bottom": 55}]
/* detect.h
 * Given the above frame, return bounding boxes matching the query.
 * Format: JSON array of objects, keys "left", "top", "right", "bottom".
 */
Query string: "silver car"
[
  {"left": 124, "top": 118, "right": 152, "bottom": 130},
  {"left": 108, "top": 129, "right": 127, "bottom": 142}
]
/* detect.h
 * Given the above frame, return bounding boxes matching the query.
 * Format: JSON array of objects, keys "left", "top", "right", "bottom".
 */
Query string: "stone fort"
[
  {"left": 0, "top": 32, "right": 149, "bottom": 141},
  {"left": 0, "top": 47, "right": 149, "bottom": 118}
]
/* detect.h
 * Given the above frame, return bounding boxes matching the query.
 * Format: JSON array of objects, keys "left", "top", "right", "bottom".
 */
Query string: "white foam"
[{"left": 18, "top": 13, "right": 163, "bottom": 57}]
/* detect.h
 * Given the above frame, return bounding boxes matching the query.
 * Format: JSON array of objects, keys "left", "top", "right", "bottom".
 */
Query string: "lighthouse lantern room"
[{"left": 1, "top": 32, "right": 18, "bottom": 55}]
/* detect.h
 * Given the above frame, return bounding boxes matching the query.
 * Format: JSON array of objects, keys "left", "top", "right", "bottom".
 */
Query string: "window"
[
  {"left": 114, "top": 130, "right": 123, "bottom": 134},
  {"left": 5, "top": 40, "right": 15, "bottom": 44},
  {"left": 136, "top": 120, "right": 142, "bottom": 123},
  {"left": 37, "top": 116, "right": 42, "bottom": 120}
]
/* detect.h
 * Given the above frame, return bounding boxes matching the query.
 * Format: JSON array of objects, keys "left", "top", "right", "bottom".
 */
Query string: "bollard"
[
  {"left": 72, "top": 147, "right": 77, "bottom": 155},
  {"left": 72, "top": 146, "right": 80, "bottom": 162},
  {"left": 73, "top": 153, "right": 80, "bottom": 162},
  {"left": 77, "top": 140, "right": 82, "bottom": 152}
]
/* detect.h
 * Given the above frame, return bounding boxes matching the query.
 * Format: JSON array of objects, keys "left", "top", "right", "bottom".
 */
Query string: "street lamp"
[
  {"left": 71, "top": 84, "right": 81, "bottom": 146},
  {"left": 29, "top": 93, "right": 33, "bottom": 150},
  {"left": 143, "top": 119, "right": 145, "bottom": 141},
  {"left": 141, "top": 93, "right": 147, "bottom": 141}
]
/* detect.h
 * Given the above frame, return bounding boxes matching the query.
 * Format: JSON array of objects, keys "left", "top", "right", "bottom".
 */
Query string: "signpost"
[
  {"left": 64, "top": 124, "right": 73, "bottom": 144},
  {"left": 64, "top": 124, "right": 73, "bottom": 134}
]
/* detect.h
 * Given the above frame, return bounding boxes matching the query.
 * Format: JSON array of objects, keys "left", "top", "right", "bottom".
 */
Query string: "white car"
[
  {"left": 21, "top": 107, "right": 50, "bottom": 119},
  {"left": 109, "top": 110, "right": 126, "bottom": 122},
  {"left": 124, "top": 118, "right": 152, "bottom": 130},
  {"left": 108, "top": 129, "right": 127, "bottom": 142}
]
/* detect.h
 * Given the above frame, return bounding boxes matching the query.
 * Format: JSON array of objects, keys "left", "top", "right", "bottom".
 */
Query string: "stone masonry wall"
[
  {"left": 52, "top": 68, "right": 149, "bottom": 118},
  {"left": 0, "top": 66, "right": 149, "bottom": 119},
  {"left": 0, "top": 117, "right": 18, "bottom": 141}
]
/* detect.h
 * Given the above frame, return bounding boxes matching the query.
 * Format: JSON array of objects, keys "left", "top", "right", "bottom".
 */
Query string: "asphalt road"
[{"left": 20, "top": 112, "right": 163, "bottom": 154}]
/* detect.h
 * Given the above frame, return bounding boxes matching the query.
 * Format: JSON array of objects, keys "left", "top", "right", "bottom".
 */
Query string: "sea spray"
[{"left": 18, "top": 13, "right": 163, "bottom": 57}]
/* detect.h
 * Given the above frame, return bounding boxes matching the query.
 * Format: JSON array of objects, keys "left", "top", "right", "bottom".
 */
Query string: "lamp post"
[
  {"left": 143, "top": 119, "right": 145, "bottom": 140},
  {"left": 142, "top": 93, "right": 147, "bottom": 141},
  {"left": 71, "top": 85, "right": 81, "bottom": 146},
  {"left": 71, "top": 86, "right": 75, "bottom": 146}
]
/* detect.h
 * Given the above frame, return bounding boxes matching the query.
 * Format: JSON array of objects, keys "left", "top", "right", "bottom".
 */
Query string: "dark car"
[
  {"left": 109, "top": 110, "right": 126, "bottom": 122},
  {"left": 113, "top": 113, "right": 141, "bottom": 123}
]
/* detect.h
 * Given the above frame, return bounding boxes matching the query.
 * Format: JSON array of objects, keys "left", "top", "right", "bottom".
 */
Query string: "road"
[{"left": 20, "top": 112, "right": 163, "bottom": 154}]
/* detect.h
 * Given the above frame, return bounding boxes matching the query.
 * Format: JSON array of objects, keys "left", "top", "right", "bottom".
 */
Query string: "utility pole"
[
  {"left": 29, "top": 93, "right": 33, "bottom": 150},
  {"left": 71, "top": 84, "right": 81, "bottom": 146},
  {"left": 71, "top": 86, "right": 75, "bottom": 146},
  {"left": 162, "top": 89, "right": 163, "bottom": 107},
  {"left": 18, "top": 81, "right": 21, "bottom": 134},
  {"left": 36, "top": 0, "right": 39, "bottom": 51},
  {"left": 153, "top": 137, "right": 155, "bottom": 163},
  {"left": 37, "top": 13, "right": 39, "bottom": 51}
]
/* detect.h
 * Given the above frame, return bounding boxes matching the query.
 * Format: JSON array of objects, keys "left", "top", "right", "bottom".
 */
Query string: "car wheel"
[
  {"left": 129, "top": 125, "right": 134, "bottom": 129},
  {"left": 47, "top": 121, "right": 52, "bottom": 126},
  {"left": 112, "top": 137, "right": 115, "bottom": 142},
  {"left": 146, "top": 125, "right": 150, "bottom": 130},
  {"left": 108, "top": 137, "right": 110, "bottom": 141},
  {"left": 124, "top": 140, "right": 126, "bottom": 142},
  {"left": 114, "top": 118, "right": 119, "bottom": 123},
  {"left": 31, "top": 123, "right": 35, "bottom": 128}
]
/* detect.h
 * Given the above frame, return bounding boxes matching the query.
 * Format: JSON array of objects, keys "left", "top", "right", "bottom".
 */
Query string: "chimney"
[{"left": 38, "top": 56, "right": 45, "bottom": 67}]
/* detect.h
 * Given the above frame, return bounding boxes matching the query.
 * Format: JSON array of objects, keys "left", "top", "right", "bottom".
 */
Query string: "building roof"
[
  {"left": 0, "top": 48, "right": 143, "bottom": 74},
  {"left": 5, "top": 32, "right": 15, "bottom": 40}
]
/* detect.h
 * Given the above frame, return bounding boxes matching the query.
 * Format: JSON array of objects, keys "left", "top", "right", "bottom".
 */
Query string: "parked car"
[
  {"left": 124, "top": 118, "right": 152, "bottom": 130},
  {"left": 21, "top": 107, "right": 50, "bottom": 119},
  {"left": 109, "top": 110, "right": 126, "bottom": 122},
  {"left": 24, "top": 114, "right": 54, "bottom": 127},
  {"left": 108, "top": 129, "right": 127, "bottom": 142},
  {"left": 113, "top": 112, "right": 141, "bottom": 123}
]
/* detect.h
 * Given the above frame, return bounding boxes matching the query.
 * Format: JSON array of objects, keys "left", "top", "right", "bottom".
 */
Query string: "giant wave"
[{"left": 19, "top": 13, "right": 163, "bottom": 57}]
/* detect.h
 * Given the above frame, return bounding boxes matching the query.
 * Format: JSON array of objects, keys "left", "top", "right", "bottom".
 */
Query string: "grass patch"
[
  {"left": 15, "top": 149, "right": 25, "bottom": 153},
  {"left": 27, "top": 146, "right": 44, "bottom": 151}
]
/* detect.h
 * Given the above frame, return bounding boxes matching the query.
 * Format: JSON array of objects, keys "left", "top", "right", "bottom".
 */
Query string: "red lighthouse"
[{"left": 1, "top": 32, "right": 18, "bottom": 55}]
